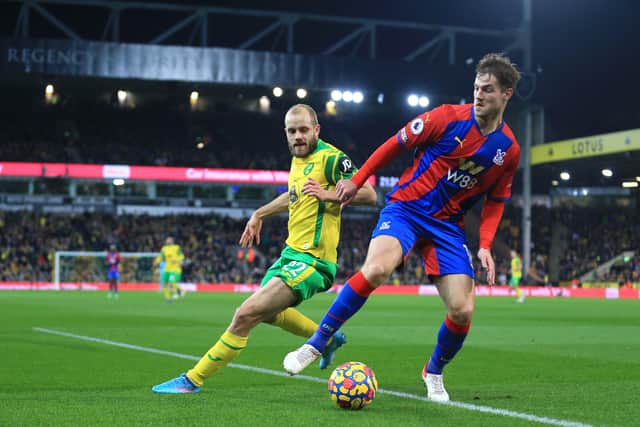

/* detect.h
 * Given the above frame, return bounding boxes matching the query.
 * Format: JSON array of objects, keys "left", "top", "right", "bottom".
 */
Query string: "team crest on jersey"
[
  {"left": 493, "top": 149, "right": 506, "bottom": 166},
  {"left": 303, "top": 163, "right": 314, "bottom": 175},
  {"left": 410, "top": 118, "right": 424, "bottom": 135}
]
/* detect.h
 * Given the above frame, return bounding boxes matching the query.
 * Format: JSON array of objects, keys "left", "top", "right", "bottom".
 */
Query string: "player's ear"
[{"left": 503, "top": 87, "right": 513, "bottom": 101}]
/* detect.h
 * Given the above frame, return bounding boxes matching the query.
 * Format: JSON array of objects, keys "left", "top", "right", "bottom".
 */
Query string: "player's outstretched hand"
[
  {"left": 335, "top": 179, "right": 357, "bottom": 207},
  {"left": 302, "top": 178, "right": 330, "bottom": 201},
  {"left": 477, "top": 248, "right": 495, "bottom": 285},
  {"left": 239, "top": 214, "right": 262, "bottom": 247}
]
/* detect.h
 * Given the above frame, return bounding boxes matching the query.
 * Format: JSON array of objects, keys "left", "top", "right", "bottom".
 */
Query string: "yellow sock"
[
  {"left": 270, "top": 308, "right": 318, "bottom": 338},
  {"left": 516, "top": 288, "right": 523, "bottom": 299},
  {"left": 163, "top": 285, "right": 172, "bottom": 300},
  {"left": 187, "top": 330, "right": 248, "bottom": 387}
]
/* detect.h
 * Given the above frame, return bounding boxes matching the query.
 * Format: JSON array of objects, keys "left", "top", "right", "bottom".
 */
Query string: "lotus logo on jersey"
[
  {"left": 303, "top": 163, "right": 314, "bottom": 175},
  {"left": 493, "top": 149, "right": 506, "bottom": 166},
  {"left": 379, "top": 221, "right": 391, "bottom": 230},
  {"left": 410, "top": 118, "right": 424, "bottom": 135}
]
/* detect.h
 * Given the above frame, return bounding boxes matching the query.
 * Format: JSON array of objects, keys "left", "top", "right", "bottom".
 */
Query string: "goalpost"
[{"left": 54, "top": 251, "right": 160, "bottom": 288}]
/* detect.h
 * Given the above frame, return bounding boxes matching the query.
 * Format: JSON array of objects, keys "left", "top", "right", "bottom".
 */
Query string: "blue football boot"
[
  {"left": 152, "top": 373, "right": 200, "bottom": 394},
  {"left": 319, "top": 331, "right": 347, "bottom": 370}
]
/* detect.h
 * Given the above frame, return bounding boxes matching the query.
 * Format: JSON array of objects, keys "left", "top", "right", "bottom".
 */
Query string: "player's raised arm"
[
  {"left": 239, "top": 191, "right": 289, "bottom": 247},
  {"left": 336, "top": 137, "right": 404, "bottom": 206}
]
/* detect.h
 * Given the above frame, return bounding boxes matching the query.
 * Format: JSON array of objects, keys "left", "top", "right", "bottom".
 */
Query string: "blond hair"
[{"left": 286, "top": 104, "right": 319, "bottom": 126}]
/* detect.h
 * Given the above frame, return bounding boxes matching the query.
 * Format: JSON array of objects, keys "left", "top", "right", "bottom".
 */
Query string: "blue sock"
[
  {"left": 306, "top": 283, "right": 369, "bottom": 351},
  {"left": 426, "top": 317, "right": 469, "bottom": 375}
]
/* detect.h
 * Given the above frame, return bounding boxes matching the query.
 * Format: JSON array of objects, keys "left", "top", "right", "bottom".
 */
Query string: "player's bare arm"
[
  {"left": 303, "top": 178, "right": 376, "bottom": 206},
  {"left": 239, "top": 192, "right": 289, "bottom": 247},
  {"left": 335, "top": 179, "right": 358, "bottom": 206}
]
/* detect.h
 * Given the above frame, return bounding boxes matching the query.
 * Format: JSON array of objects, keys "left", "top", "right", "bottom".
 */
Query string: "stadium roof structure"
[
  {"left": 0, "top": 0, "right": 534, "bottom": 99},
  {"left": 1, "top": 0, "right": 638, "bottom": 196}
]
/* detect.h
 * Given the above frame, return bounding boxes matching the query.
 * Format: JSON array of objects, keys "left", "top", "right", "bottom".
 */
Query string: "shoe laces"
[
  {"left": 296, "top": 344, "right": 320, "bottom": 364},
  {"left": 429, "top": 375, "right": 445, "bottom": 393}
]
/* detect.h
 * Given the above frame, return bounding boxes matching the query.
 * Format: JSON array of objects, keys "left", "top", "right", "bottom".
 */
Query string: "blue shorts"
[
  {"left": 107, "top": 271, "right": 120, "bottom": 281},
  {"left": 371, "top": 202, "right": 474, "bottom": 279}
]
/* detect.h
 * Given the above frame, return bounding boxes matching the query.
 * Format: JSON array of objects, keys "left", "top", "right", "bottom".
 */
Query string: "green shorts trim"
[
  {"left": 509, "top": 276, "right": 522, "bottom": 286},
  {"left": 261, "top": 246, "right": 337, "bottom": 304},
  {"left": 162, "top": 271, "right": 182, "bottom": 285}
]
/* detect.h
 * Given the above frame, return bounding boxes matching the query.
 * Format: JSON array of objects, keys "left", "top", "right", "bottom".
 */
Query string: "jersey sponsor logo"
[
  {"left": 379, "top": 220, "right": 391, "bottom": 230},
  {"left": 289, "top": 184, "right": 298, "bottom": 203},
  {"left": 338, "top": 156, "right": 353, "bottom": 173},
  {"left": 303, "top": 163, "right": 314, "bottom": 175},
  {"left": 410, "top": 118, "right": 424, "bottom": 135},
  {"left": 400, "top": 128, "right": 408, "bottom": 143},
  {"left": 493, "top": 149, "right": 506, "bottom": 166},
  {"left": 446, "top": 159, "right": 485, "bottom": 189}
]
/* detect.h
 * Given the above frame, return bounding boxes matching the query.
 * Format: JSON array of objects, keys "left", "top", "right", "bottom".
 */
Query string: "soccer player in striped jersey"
[
  {"left": 152, "top": 104, "right": 377, "bottom": 394},
  {"left": 105, "top": 244, "right": 120, "bottom": 299},
  {"left": 284, "top": 53, "right": 521, "bottom": 402}
]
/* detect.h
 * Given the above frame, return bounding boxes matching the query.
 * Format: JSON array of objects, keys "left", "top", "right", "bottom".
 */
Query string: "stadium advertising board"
[
  {"left": 1, "top": 282, "right": 637, "bottom": 299},
  {"left": 0, "top": 162, "right": 376, "bottom": 186},
  {"left": 531, "top": 128, "right": 640, "bottom": 165},
  {"left": 0, "top": 162, "right": 289, "bottom": 184}
]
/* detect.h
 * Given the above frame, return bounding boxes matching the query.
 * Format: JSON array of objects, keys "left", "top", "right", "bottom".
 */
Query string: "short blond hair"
[{"left": 286, "top": 104, "right": 319, "bottom": 126}]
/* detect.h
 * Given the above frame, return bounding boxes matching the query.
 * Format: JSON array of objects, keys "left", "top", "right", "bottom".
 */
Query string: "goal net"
[{"left": 54, "top": 251, "right": 160, "bottom": 287}]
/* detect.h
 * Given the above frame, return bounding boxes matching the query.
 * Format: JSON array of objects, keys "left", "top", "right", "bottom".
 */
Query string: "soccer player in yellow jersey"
[
  {"left": 154, "top": 237, "right": 184, "bottom": 302},
  {"left": 152, "top": 104, "right": 377, "bottom": 393},
  {"left": 509, "top": 249, "right": 525, "bottom": 303}
]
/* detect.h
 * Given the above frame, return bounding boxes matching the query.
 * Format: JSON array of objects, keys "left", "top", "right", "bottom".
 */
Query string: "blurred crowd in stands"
[
  {"left": 1, "top": 98, "right": 639, "bottom": 287},
  {"left": 0, "top": 209, "right": 638, "bottom": 286},
  {"left": 0, "top": 100, "right": 406, "bottom": 175}
]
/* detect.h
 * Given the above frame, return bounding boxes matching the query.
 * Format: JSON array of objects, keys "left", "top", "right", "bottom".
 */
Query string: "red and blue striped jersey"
[
  {"left": 388, "top": 103, "right": 520, "bottom": 223},
  {"left": 105, "top": 251, "right": 120, "bottom": 273}
]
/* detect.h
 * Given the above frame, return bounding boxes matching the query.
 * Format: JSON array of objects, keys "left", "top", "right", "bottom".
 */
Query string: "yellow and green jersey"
[
  {"left": 158, "top": 244, "right": 184, "bottom": 273},
  {"left": 511, "top": 255, "right": 522, "bottom": 279},
  {"left": 285, "top": 139, "right": 357, "bottom": 263}
]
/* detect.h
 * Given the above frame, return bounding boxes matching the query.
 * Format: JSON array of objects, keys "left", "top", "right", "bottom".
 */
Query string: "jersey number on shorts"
[{"left": 283, "top": 261, "right": 307, "bottom": 277}]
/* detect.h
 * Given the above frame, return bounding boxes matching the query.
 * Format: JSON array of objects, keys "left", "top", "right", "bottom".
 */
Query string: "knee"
[
  {"left": 362, "top": 258, "right": 396, "bottom": 287},
  {"left": 447, "top": 301, "right": 474, "bottom": 325},
  {"left": 361, "top": 261, "right": 391, "bottom": 286}
]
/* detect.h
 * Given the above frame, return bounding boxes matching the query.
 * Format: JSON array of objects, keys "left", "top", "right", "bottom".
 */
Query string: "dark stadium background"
[{"left": 0, "top": 0, "right": 638, "bottom": 288}]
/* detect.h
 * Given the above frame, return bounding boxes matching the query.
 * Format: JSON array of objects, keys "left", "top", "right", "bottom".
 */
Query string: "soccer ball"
[{"left": 328, "top": 361, "right": 378, "bottom": 410}]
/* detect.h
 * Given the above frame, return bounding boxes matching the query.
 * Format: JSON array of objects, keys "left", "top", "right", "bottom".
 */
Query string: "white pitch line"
[{"left": 33, "top": 327, "right": 597, "bottom": 427}]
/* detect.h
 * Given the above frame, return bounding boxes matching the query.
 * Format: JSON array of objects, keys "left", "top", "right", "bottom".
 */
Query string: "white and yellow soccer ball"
[{"left": 327, "top": 361, "right": 378, "bottom": 410}]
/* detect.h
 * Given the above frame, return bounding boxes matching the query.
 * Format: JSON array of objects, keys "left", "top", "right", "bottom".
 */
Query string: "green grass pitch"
[{"left": 1, "top": 291, "right": 638, "bottom": 426}]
